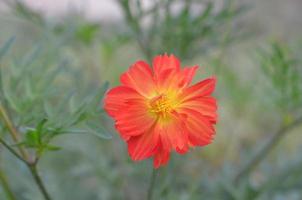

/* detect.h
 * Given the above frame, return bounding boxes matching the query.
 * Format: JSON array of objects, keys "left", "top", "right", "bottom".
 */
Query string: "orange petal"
[
  {"left": 156, "top": 66, "right": 198, "bottom": 93},
  {"left": 153, "top": 143, "right": 170, "bottom": 168},
  {"left": 181, "top": 108, "right": 215, "bottom": 146},
  {"left": 127, "top": 123, "right": 160, "bottom": 161},
  {"left": 178, "top": 66, "right": 198, "bottom": 88},
  {"left": 180, "top": 96, "right": 217, "bottom": 123},
  {"left": 180, "top": 77, "right": 216, "bottom": 102},
  {"left": 120, "top": 61, "right": 156, "bottom": 97},
  {"left": 158, "top": 112, "right": 189, "bottom": 153},
  {"left": 115, "top": 101, "right": 156, "bottom": 140},
  {"left": 153, "top": 54, "right": 180, "bottom": 83},
  {"left": 104, "top": 86, "right": 144, "bottom": 117}
]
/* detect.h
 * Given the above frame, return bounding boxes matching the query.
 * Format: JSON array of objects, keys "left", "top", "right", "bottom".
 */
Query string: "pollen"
[{"left": 149, "top": 94, "right": 174, "bottom": 117}]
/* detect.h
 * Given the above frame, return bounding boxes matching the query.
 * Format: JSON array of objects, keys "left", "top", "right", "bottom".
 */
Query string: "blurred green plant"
[
  {"left": 2, "top": 0, "right": 43, "bottom": 25},
  {"left": 233, "top": 41, "right": 302, "bottom": 191},
  {"left": 258, "top": 42, "right": 302, "bottom": 114},
  {"left": 118, "top": 0, "right": 246, "bottom": 61},
  {"left": 0, "top": 36, "right": 110, "bottom": 199},
  {"left": 0, "top": 165, "right": 16, "bottom": 200},
  {"left": 170, "top": 41, "right": 302, "bottom": 200}
]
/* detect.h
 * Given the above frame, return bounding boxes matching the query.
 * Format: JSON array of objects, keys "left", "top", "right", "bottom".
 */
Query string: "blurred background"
[{"left": 0, "top": 0, "right": 302, "bottom": 199}]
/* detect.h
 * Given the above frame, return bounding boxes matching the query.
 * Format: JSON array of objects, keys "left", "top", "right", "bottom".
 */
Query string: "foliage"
[
  {"left": 0, "top": 0, "right": 302, "bottom": 200},
  {"left": 118, "top": 0, "right": 246, "bottom": 60},
  {"left": 0, "top": 36, "right": 110, "bottom": 160},
  {"left": 257, "top": 42, "right": 302, "bottom": 114}
]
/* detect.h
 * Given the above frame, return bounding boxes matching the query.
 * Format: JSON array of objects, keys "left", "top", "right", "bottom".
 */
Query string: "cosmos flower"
[{"left": 104, "top": 54, "right": 217, "bottom": 168}]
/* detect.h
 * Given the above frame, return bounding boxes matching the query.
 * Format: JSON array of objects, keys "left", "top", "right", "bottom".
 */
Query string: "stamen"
[{"left": 149, "top": 94, "right": 173, "bottom": 117}]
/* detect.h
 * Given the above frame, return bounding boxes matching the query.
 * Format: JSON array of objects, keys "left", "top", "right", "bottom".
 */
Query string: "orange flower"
[{"left": 104, "top": 54, "right": 217, "bottom": 168}]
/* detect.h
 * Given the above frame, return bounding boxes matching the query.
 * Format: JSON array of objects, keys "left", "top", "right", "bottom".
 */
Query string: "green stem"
[
  {"left": 234, "top": 116, "right": 302, "bottom": 184},
  {"left": 0, "top": 103, "right": 29, "bottom": 160},
  {"left": 0, "top": 102, "right": 52, "bottom": 200},
  {"left": 0, "top": 168, "right": 17, "bottom": 200},
  {"left": 147, "top": 168, "right": 158, "bottom": 200},
  {"left": 0, "top": 138, "right": 52, "bottom": 200},
  {"left": 0, "top": 138, "right": 27, "bottom": 164},
  {"left": 29, "top": 165, "right": 52, "bottom": 200},
  {"left": 118, "top": 0, "right": 152, "bottom": 61}
]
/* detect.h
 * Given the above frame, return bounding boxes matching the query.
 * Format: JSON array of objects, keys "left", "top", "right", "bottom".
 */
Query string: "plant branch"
[
  {"left": 29, "top": 164, "right": 52, "bottom": 200},
  {"left": 147, "top": 167, "right": 158, "bottom": 200},
  {"left": 0, "top": 138, "right": 52, "bottom": 200},
  {"left": 0, "top": 103, "right": 29, "bottom": 160},
  {"left": 259, "top": 158, "right": 302, "bottom": 193},
  {"left": 118, "top": 0, "right": 152, "bottom": 61},
  {"left": 234, "top": 115, "right": 302, "bottom": 184},
  {"left": 0, "top": 167, "right": 17, "bottom": 200},
  {"left": 0, "top": 102, "right": 52, "bottom": 200},
  {"left": 0, "top": 138, "right": 27, "bottom": 164}
]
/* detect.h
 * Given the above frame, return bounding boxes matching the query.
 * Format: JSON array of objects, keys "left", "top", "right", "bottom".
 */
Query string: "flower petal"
[
  {"left": 180, "top": 77, "right": 216, "bottom": 102},
  {"left": 127, "top": 123, "right": 160, "bottom": 161},
  {"left": 181, "top": 108, "right": 215, "bottom": 146},
  {"left": 180, "top": 96, "right": 217, "bottom": 123},
  {"left": 156, "top": 66, "right": 199, "bottom": 94},
  {"left": 104, "top": 86, "right": 144, "bottom": 117},
  {"left": 120, "top": 61, "right": 156, "bottom": 97},
  {"left": 153, "top": 54, "right": 180, "bottom": 83},
  {"left": 115, "top": 101, "right": 156, "bottom": 140},
  {"left": 178, "top": 66, "right": 198, "bottom": 88},
  {"left": 153, "top": 144, "right": 170, "bottom": 168},
  {"left": 158, "top": 112, "right": 189, "bottom": 153}
]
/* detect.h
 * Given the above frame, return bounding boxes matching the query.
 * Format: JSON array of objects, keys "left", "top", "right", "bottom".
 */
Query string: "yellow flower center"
[{"left": 149, "top": 94, "right": 175, "bottom": 118}]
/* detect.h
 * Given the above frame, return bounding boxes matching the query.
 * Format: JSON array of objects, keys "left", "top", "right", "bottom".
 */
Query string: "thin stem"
[
  {"left": 0, "top": 102, "right": 52, "bottom": 200},
  {"left": 147, "top": 168, "right": 158, "bottom": 200},
  {"left": 118, "top": 0, "right": 152, "bottom": 61},
  {"left": 214, "top": 0, "right": 234, "bottom": 75},
  {"left": 0, "top": 138, "right": 27, "bottom": 164},
  {"left": 0, "top": 168, "right": 17, "bottom": 200},
  {"left": 0, "top": 138, "right": 52, "bottom": 200},
  {"left": 0, "top": 103, "right": 29, "bottom": 160},
  {"left": 234, "top": 116, "right": 302, "bottom": 184},
  {"left": 29, "top": 165, "right": 52, "bottom": 200}
]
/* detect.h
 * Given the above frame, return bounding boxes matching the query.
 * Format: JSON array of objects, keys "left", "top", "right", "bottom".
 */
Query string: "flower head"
[{"left": 104, "top": 54, "right": 217, "bottom": 168}]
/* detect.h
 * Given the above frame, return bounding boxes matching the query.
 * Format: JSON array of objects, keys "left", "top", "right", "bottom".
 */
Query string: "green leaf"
[
  {"left": 3, "top": 87, "right": 21, "bottom": 113},
  {"left": 23, "top": 119, "right": 47, "bottom": 148},
  {"left": 93, "top": 81, "right": 109, "bottom": 109},
  {"left": 60, "top": 128, "right": 87, "bottom": 134},
  {"left": 43, "top": 101, "right": 54, "bottom": 118},
  {"left": 36, "top": 118, "right": 47, "bottom": 133},
  {"left": 85, "top": 120, "right": 112, "bottom": 139},
  {"left": 39, "top": 61, "right": 67, "bottom": 90},
  {"left": 0, "top": 36, "right": 16, "bottom": 61},
  {"left": 24, "top": 130, "right": 40, "bottom": 147},
  {"left": 75, "top": 24, "right": 99, "bottom": 44},
  {"left": 21, "top": 45, "right": 42, "bottom": 67},
  {"left": 45, "top": 144, "right": 61, "bottom": 151},
  {"left": 68, "top": 93, "right": 78, "bottom": 114},
  {"left": 193, "top": 2, "right": 213, "bottom": 25},
  {"left": 24, "top": 76, "right": 34, "bottom": 99}
]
